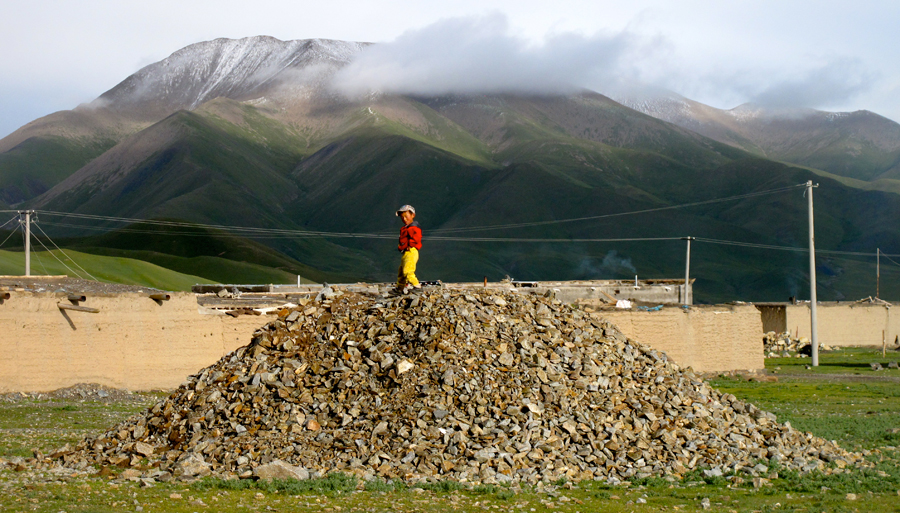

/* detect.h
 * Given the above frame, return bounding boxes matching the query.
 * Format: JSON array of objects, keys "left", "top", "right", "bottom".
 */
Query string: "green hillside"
[
  {"left": 65, "top": 223, "right": 353, "bottom": 285},
  {"left": 0, "top": 136, "right": 116, "bottom": 204},
  {"left": 0, "top": 248, "right": 206, "bottom": 291},
  {"left": 8, "top": 93, "right": 900, "bottom": 302}
]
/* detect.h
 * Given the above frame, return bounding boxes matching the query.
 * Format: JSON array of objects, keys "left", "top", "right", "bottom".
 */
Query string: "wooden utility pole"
[
  {"left": 683, "top": 236, "right": 694, "bottom": 306},
  {"left": 806, "top": 181, "right": 819, "bottom": 367},
  {"left": 18, "top": 210, "right": 34, "bottom": 277}
]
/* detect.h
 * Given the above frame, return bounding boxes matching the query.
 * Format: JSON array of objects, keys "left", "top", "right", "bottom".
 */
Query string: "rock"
[
  {"left": 888, "top": 362, "right": 899, "bottom": 369},
  {"left": 133, "top": 442, "right": 155, "bottom": 458},
  {"left": 396, "top": 359, "right": 414, "bottom": 375},
  {"left": 120, "top": 469, "right": 142, "bottom": 479},
  {"left": 49, "top": 289, "right": 862, "bottom": 485},
  {"left": 174, "top": 454, "right": 210, "bottom": 478},
  {"left": 254, "top": 460, "right": 310, "bottom": 481},
  {"left": 871, "top": 363, "right": 883, "bottom": 371},
  {"left": 845, "top": 493, "right": 858, "bottom": 501},
  {"left": 701, "top": 497, "right": 711, "bottom": 510}
]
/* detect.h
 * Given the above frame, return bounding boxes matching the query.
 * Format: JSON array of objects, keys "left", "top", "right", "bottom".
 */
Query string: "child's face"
[{"left": 400, "top": 211, "right": 415, "bottom": 225}]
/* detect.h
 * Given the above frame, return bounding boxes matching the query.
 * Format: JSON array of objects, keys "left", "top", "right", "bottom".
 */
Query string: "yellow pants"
[{"left": 397, "top": 248, "right": 420, "bottom": 287}]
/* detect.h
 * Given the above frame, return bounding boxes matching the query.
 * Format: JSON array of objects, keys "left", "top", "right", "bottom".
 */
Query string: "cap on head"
[{"left": 396, "top": 205, "right": 416, "bottom": 216}]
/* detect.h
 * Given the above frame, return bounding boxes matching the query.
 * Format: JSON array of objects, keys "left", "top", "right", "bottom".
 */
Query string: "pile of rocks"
[
  {"left": 763, "top": 332, "right": 834, "bottom": 357},
  {"left": 52, "top": 290, "right": 859, "bottom": 484}
]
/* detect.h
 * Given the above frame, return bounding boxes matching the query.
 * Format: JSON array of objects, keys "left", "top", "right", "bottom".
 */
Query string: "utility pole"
[
  {"left": 877, "top": 248, "right": 880, "bottom": 298},
  {"left": 806, "top": 181, "right": 819, "bottom": 367},
  {"left": 683, "top": 236, "right": 694, "bottom": 306},
  {"left": 18, "top": 210, "right": 34, "bottom": 277}
]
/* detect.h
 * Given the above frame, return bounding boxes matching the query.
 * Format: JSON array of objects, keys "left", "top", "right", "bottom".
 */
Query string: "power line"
[
  {"left": 882, "top": 253, "right": 900, "bottom": 268},
  {"left": 33, "top": 183, "right": 807, "bottom": 239},
  {"left": 0, "top": 220, "right": 21, "bottom": 249},
  {"left": 429, "top": 183, "right": 808, "bottom": 233},
  {"left": 32, "top": 221, "right": 99, "bottom": 281},
  {"left": 32, "top": 213, "right": 900, "bottom": 257},
  {"left": 29, "top": 230, "right": 86, "bottom": 279},
  {"left": 35, "top": 212, "right": 396, "bottom": 239},
  {"left": 0, "top": 215, "right": 19, "bottom": 231},
  {"left": 696, "top": 237, "right": 900, "bottom": 258},
  {"left": 427, "top": 236, "right": 683, "bottom": 243}
]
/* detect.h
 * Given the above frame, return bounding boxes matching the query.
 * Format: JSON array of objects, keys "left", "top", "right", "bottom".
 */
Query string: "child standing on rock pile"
[{"left": 396, "top": 204, "right": 422, "bottom": 294}]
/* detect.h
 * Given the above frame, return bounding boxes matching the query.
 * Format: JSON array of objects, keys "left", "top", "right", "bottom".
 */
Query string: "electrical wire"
[
  {"left": 24, "top": 183, "right": 900, "bottom": 259},
  {"left": 695, "top": 237, "right": 900, "bottom": 258},
  {"left": 35, "top": 212, "right": 396, "bottom": 239},
  {"left": 882, "top": 253, "right": 900, "bottom": 268},
  {"left": 32, "top": 221, "right": 99, "bottom": 281},
  {"left": 429, "top": 183, "right": 809, "bottom": 233},
  {"left": 426, "top": 236, "right": 683, "bottom": 243},
  {"left": 29, "top": 231, "right": 86, "bottom": 279},
  {"left": 0, "top": 215, "right": 19, "bottom": 231},
  {"left": 0, "top": 223, "right": 20, "bottom": 249},
  {"left": 35, "top": 220, "right": 394, "bottom": 240},
  {"left": 33, "top": 183, "right": 807, "bottom": 239}
]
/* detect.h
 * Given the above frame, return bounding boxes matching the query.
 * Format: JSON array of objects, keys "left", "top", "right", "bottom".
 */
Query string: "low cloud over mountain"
[{"left": 330, "top": 14, "right": 653, "bottom": 97}]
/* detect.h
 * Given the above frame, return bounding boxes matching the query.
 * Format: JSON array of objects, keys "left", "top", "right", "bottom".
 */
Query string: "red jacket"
[{"left": 398, "top": 221, "right": 422, "bottom": 252}]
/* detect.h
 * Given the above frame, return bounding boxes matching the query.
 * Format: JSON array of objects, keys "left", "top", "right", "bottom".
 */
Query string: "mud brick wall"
[
  {"left": 2, "top": 293, "right": 770, "bottom": 392},
  {"left": 784, "top": 303, "right": 899, "bottom": 347},
  {"left": 0, "top": 292, "right": 265, "bottom": 392},
  {"left": 595, "top": 305, "right": 765, "bottom": 373}
]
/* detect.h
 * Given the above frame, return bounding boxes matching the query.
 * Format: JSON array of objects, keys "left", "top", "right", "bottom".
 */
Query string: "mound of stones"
[
  {"left": 54, "top": 289, "right": 860, "bottom": 484},
  {"left": 763, "top": 332, "right": 835, "bottom": 358}
]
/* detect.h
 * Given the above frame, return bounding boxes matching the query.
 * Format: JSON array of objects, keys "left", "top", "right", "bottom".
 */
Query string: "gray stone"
[
  {"left": 174, "top": 454, "right": 210, "bottom": 478},
  {"left": 254, "top": 460, "right": 310, "bottom": 481}
]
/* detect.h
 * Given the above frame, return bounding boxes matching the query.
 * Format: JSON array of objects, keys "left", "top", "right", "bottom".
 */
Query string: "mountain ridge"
[
  {"left": 2, "top": 36, "right": 899, "bottom": 301},
  {"left": 615, "top": 91, "right": 900, "bottom": 182}
]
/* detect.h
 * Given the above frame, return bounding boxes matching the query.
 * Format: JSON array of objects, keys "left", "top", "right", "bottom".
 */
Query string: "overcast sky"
[{"left": 1, "top": 0, "right": 898, "bottom": 139}]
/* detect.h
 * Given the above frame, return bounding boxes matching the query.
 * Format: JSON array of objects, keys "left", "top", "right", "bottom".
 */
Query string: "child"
[{"left": 396, "top": 204, "right": 422, "bottom": 292}]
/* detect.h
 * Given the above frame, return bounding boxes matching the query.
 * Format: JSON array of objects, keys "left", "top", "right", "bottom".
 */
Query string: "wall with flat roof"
[
  {"left": 0, "top": 292, "right": 264, "bottom": 392},
  {"left": 2, "top": 289, "right": 756, "bottom": 393},
  {"left": 784, "top": 303, "right": 898, "bottom": 347},
  {"left": 594, "top": 304, "right": 764, "bottom": 373}
]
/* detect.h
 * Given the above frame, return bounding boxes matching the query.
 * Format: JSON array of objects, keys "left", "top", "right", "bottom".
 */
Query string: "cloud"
[
  {"left": 748, "top": 57, "right": 874, "bottom": 109},
  {"left": 330, "top": 13, "right": 650, "bottom": 97}
]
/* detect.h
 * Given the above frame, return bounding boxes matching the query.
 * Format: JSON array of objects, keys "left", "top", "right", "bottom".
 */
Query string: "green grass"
[
  {"left": 4, "top": 349, "right": 900, "bottom": 511},
  {"left": 0, "top": 392, "right": 165, "bottom": 460},
  {"left": 193, "top": 473, "right": 359, "bottom": 495},
  {"left": 0, "top": 248, "right": 207, "bottom": 291},
  {"left": 708, "top": 348, "right": 900, "bottom": 451},
  {"left": 0, "top": 135, "right": 117, "bottom": 203}
]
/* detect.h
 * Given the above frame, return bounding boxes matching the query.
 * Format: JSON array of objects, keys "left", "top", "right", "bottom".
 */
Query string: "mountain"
[
  {"left": 2, "top": 36, "right": 900, "bottom": 302},
  {"left": 615, "top": 91, "right": 900, "bottom": 184}
]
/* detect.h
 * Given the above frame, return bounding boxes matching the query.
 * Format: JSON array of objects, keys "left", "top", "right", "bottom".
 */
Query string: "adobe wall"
[
  {"left": 594, "top": 305, "right": 765, "bottom": 373},
  {"left": 784, "top": 304, "right": 899, "bottom": 347},
  {"left": 0, "top": 292, "right": 265, "bottom": 393},
  {"left": 1, "top": 292, "right": 766, "bottom": 393}
]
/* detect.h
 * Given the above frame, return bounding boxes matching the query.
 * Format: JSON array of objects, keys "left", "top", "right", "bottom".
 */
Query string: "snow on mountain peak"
[{"left": 98, "top": 36, "right": 369, "bottom": 113}]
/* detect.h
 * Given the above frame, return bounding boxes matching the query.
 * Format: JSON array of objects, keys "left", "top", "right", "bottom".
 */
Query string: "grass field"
[
  {"left": 0, "top": 249, "right": 209, "bottom": 291},
  {"left": 2, "top": 348, "right": 900, "bottom": 512}
]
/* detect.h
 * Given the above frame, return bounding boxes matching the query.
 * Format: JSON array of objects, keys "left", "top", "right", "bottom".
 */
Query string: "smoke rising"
[
  {"left": 575, "top": 251, "right": 637, "bottom": 279},
  {"left": 330, "top": 14, "right": 648, "bottom": 97}
]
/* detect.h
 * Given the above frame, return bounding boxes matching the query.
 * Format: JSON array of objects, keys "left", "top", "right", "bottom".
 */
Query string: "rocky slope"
[{"left": 615, "top": 92, "right": 900, "bottom": 181}]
